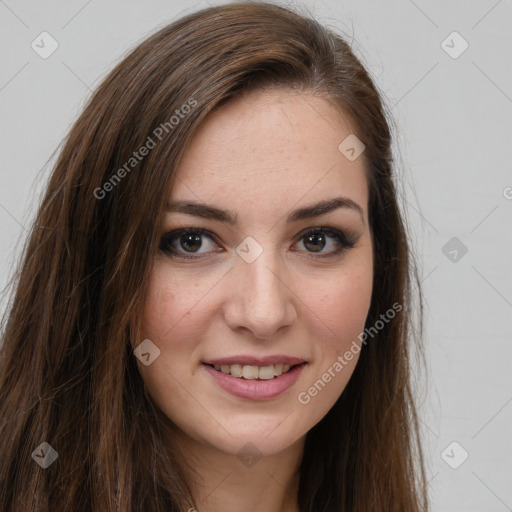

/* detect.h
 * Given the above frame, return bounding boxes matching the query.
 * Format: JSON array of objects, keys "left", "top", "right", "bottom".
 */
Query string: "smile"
[{"left": 202, "top": 362, "right": 307, "bottom": 400}]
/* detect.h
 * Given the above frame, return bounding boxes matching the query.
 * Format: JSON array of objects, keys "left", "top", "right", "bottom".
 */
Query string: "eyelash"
[{"left": 158, "top": 226, "right": 358, "bottom": 261}]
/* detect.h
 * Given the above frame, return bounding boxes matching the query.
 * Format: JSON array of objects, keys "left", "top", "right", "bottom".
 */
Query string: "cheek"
[
  {"left": 136, "top": 266, "right": 206, "bottom": 432},
  {"left": 297, "top": 255, "right": 373, "bottom": 410},
  {"left": 307, "top": 251, "right": 373, "bottom": 351},
  {"left": 140, "top": 262, "right": 206, "bottom": 346},
  {"left": 323, "top": 271, "right": 373, "bottom": 338},
  {"left": 138, "top": 264, "right": 201, "bottom": 387}
]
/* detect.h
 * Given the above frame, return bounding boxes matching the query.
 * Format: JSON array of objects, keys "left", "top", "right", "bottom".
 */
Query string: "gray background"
[{"left": 1, "top": 1, "right": 511, "bottom": 510}]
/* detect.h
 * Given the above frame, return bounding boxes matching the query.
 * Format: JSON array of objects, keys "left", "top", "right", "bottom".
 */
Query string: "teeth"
[
  {"left": 230, "top": 364, "right": 242, "bottom": 377},
  {"left": 242, "top": 365, "right": 259, "bottom": 379},
  {"left": 258, "top": 365, "right": 274, "bottom": 380},
  {"left": 210, "top": 363, "right": 297, "bottom": 379}
]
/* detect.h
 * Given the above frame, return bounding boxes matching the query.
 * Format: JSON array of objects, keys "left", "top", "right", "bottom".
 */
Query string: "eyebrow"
[{"left": 165, "top": 197, "right": 365, "bottom": 224}]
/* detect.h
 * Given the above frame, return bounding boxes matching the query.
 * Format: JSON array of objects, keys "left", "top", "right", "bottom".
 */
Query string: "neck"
[{"left": 168, "top": 428, "right": 304, "bottom": 512}]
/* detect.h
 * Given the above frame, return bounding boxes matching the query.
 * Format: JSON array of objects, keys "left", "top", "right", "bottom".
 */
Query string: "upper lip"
[{"left": 203, "top": 355, "right": 306, "bottom": 366}]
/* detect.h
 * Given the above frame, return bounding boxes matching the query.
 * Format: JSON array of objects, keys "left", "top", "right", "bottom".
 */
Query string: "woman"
[{"left": 0, "top": 2, "right": 427, "bottom": 511}]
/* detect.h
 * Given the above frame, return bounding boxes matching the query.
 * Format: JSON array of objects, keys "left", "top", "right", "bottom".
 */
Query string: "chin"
[{"left": 209, "top": 429, "right": 304, "bottom": 460}]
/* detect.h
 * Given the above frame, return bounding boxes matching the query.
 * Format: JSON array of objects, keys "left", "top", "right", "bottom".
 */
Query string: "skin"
[{"left": 137, "top": 88, "right": 374, "bottom": 512}]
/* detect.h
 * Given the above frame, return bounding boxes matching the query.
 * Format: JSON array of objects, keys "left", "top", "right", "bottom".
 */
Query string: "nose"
[{"left": 222, "top": 248, "right": 297, "bottom": 340}]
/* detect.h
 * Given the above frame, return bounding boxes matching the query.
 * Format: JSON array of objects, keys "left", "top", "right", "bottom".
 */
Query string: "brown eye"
[
  {"left": 159, "top": 228, "right": 219, "bottom": 259},
  {"left": 295, "top": 227, "right": 358, "bottom": 258},
  {"left": 178, "top": 233, "right": 203, "bottom": 252},
  {"left": 303, "top": 232, "right": 326, "bottom": 252}
]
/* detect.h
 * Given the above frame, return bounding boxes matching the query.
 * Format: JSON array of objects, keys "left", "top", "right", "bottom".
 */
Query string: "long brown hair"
[{"left": 0, "top": 2, "right": 427, "bottom": 511}]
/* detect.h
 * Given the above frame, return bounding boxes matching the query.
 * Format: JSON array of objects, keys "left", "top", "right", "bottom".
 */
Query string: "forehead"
[{"left": 169, "top": 88, "right": 369, "bottom": 224}]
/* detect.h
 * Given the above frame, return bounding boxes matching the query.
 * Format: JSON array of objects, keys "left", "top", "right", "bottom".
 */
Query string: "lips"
[
  {"left": 201, "top": 354, "right": 307, "bottom": 399},
  {"left": 202, "top": 361, "right": 306, "bottom": 400}
]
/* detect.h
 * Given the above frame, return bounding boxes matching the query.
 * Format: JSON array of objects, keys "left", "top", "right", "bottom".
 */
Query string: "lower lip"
[{"left": 202, "top": 363, "right": 306, "bottom": 400}]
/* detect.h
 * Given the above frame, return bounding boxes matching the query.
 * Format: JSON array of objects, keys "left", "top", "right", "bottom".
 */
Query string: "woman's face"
[{"left": 138, "top": 88, "right": 373, "bottom": 457}]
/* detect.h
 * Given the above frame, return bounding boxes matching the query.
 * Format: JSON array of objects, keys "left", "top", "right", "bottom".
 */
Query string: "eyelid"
[
  {"left": 159, "top": 225, "right": 359, "bottom": 260},
  {"left": 294, "top": 225, "right": 357, "bottom": 245}
]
